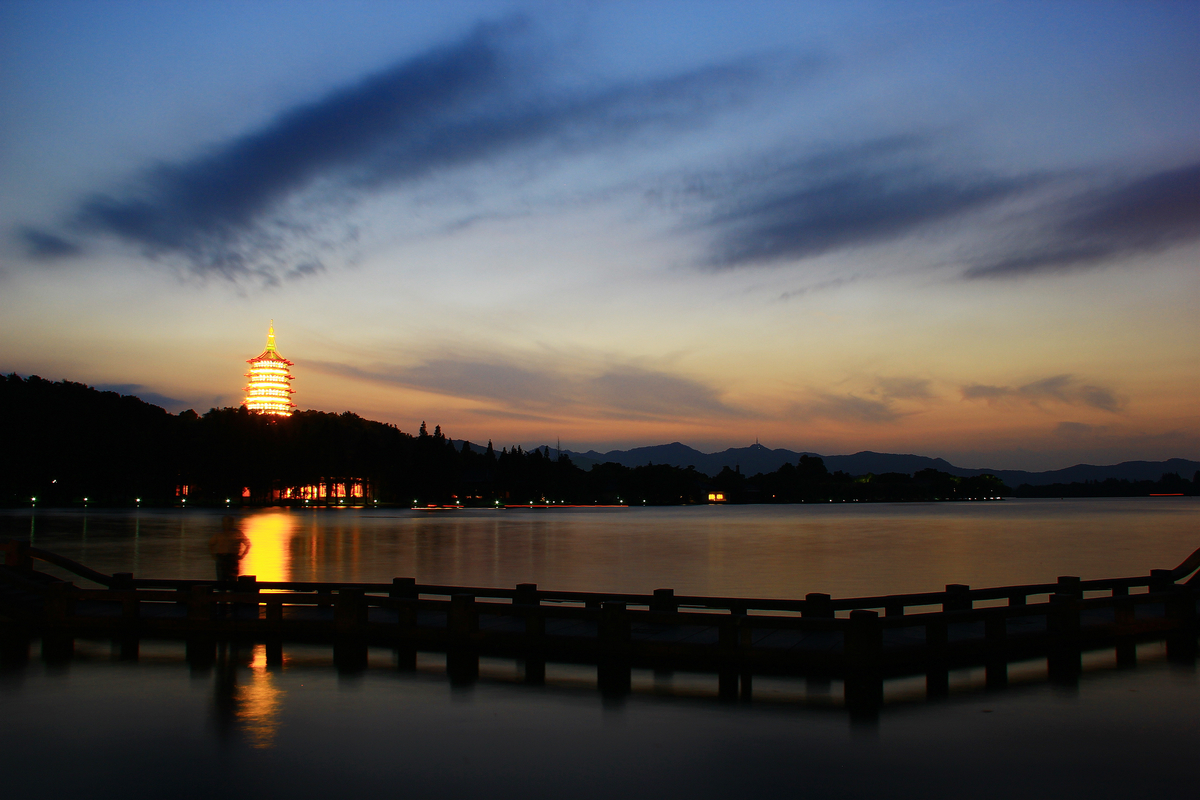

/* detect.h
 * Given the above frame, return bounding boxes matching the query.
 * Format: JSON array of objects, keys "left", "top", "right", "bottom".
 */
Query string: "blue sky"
[{"left": 1, "top": 1, "right": 1197, "bottom": 470}]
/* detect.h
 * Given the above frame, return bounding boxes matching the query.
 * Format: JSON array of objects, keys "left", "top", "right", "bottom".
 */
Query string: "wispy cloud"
[
  {"left": 17, "top": 227, "right": 81, "bottom": 259},
  {"left": 797, "top": 392, "right": 904, "bottom": 424},
  {"left": 16, "top": 19, "right": 788, "bottom": 283},
  {"left": 875, "top": 377, "right": 932, "bottom": 400},
  {"left": 689, "top": 136, "right": 1042, "bottom": 269},
  {"left": 961, "top": 374, "right": 1123, "bottom": 412},
  {"left": 308, "top": 355, "right": 746, "bottom": 422},
  {"left": 965, "top": 162, "right": 1200, "bottom": 278}
]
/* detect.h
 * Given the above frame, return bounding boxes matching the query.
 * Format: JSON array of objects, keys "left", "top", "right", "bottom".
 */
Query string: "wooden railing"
[{"left": 2, "top": 538, "right": 1197, "bottom": 711}]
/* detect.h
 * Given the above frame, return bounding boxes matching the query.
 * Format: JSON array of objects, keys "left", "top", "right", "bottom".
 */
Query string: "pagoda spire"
[{"left": 245, "top": 320, "right": 295, "bottom": 416}]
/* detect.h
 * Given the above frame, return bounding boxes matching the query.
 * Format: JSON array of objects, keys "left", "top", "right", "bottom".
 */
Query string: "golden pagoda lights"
[{"left": 244, "top": 321, "right": 295, "bottom": 416}]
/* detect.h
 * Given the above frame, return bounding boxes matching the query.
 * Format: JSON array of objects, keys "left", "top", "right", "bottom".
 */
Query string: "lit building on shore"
[{"left": 244, "top": 321, "right": 295, "bottom": 416}]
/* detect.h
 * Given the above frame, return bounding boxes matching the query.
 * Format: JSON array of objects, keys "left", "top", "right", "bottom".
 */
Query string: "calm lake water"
[
  {"left": 3, "top": 500, "right": 1198, "bottom": 799},
  {"left": 5, "top": 498, "right": 1200, "bottom": 595}
]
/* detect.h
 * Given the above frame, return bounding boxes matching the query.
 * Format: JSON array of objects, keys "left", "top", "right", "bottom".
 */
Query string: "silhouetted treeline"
[
  {"left": 1015, "top": 472, "right": 1199, "bottom": 498},
  {"left": 2, "top": 374, "right": 1010, "bottom": 506}
]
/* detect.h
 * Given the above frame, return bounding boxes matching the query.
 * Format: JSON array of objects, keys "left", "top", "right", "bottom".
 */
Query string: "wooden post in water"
[
  {"left": 42, "top": 581, "right": 75, "bottom": 665},
  {"left": 391, "top": 578, "right": 418, "bottom": 669},
  {"left": 447, "top": 594, "right": 478, "bottom": 686},
  {"left": 944, "top": 584, "right": 971, "bottom": 613},
  {"left": 265, "top": 596, "right": 284, "bottom": 669},
  {"left": 803, "top": 593, "right": 833, "bottom": 618},
  {"left": 651, "top": 589, "right": 678, "bottom": 614},
  {"left": 598, "top": 601, "right": 631, "bottom": 698},
  {"left": 1047, "top": 592, "right": 1081, "bottom": 685},
  {"left": 1113, "top": 585, "right": 1136, "bottom": 667},
  {"left": 926, "top": 614, "right": 949, "bottom": 697},
  {"left": 235, "top": 575, "right": 259, "bottom": 621},
  {"left": 515, "top": 584, "right": 545, "bottom": 683},
  {"left": 186, "top": 585, "right": 215, "bottom": 673},
  {"left": 116, "top": 584, "right": 140, "bottom": 662},
  {"left": 844, "top": 610, "right": 883, "bottom": 722},
  {"left": 334, "top": 587, "right": 368, "bottom": 673},
  {"left": 514, "top": 583, "right": 538, "bottom": 607},
  {"left": 1057, "top": 576, "right": 1082, "bottom": 599},
  {"left": 1166, "top": 584, "right": 1197, "bottom": 662},
  {"left": 985, "top": 610, "right": 1007, "bottom": 688},
  {"left": 1149, "top": 569, "right": 1173, "bottom": 594},
  {"left": 718, "top": 614, "right": 744, "bottom": 701}
]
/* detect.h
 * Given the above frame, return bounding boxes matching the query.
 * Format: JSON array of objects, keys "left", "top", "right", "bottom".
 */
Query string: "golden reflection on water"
[
  {"left": 241, "top": 512, "right": 296, "bottom": 584},
  {"left": 236, "top": 645, "right": 284, "bottom": 749}
]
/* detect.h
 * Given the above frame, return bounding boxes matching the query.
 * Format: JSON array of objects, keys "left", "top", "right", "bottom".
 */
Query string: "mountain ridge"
[{"left": 550, "top": 442, "right": 1199, "bottom": 487}]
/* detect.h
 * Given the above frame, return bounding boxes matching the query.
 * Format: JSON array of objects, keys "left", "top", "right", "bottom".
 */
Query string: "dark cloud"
[
  {"left": 17, "top": 226, "right": 82, "bottom": 259},
  {"left": 586, "top": 367, "right": 745, "bottom": 420},
  {"left": 698, "top": 136, "right": 1042, "bottom": 268},
  {"left": 308, "top": 357, "right": 570, "bottom": 410},
  {"left": 961, "top": 374, "right": 1122, "bottom": 413},
  {"left": 965, "top": 162, "right": 1200, "bottom": 278},
  {"left": 23, "top": 19, "right": 786, "bottom": 282},
  {"left": 799, "top": 393, "right": 903, "bottom": 424},
  {"left": 307, "top": 356, "right": 745, "bottom": 421}
]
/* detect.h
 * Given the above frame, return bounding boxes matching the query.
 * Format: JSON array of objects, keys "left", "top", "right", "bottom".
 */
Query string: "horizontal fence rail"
[{"left": 2, "top": 539, "right": 1197, "bottom": 714}]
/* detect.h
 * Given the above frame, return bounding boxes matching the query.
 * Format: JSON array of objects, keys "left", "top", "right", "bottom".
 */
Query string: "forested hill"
[{"left": 3, "top": 375, "right": 1191, "bottom": 506}]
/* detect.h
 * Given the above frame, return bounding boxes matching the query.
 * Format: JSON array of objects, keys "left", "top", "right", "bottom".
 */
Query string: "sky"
[{"left": 1, "top": 1, "right": 1197, "bottom": 471}]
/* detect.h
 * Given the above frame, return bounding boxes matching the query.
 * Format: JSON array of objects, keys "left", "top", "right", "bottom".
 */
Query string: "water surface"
[
  {"left": 5, "top": 498, "right": 1197, "bottom": 596},
  {"left": 3, "top": 500, "right": 1198, "bottom": 798}
]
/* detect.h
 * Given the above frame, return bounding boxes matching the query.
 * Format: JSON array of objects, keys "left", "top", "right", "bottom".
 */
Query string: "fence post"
[
  {"left": 845, "top": 610, "right": 882, "bottom": 723},
  {"left": 718, "top": 614, "right": 745, "bottom": 702},
  {"left": 42, "top": 581, "right": 76, "bottom": 664},
  {"left": 1149, "top": 569, "right": 1173, "bottom": 594},
  {"left": 335, "top": 588, "right": 366, "bottom": 634},
  {"left": 187, "top": 584, "right": 213, "bottom": 625},
  {"left": 598, "top": 602, "right": 631, "bottom": 699},
  {"left": 389, "top": 580, "right": 418, "bottom": 669},
  {"left": 1057, "top": 576, "right": 1082, "bottom": 599},
  {"left": 1047, "top": 593, "right": 1081, "bottom": 684},
  {"left": 926, "top": 614, "right": 949, "bottom": 697},
  {"left": 1113, "top": 586, "right": 1136, "bottom": 667},
  {"left": 449, "top": 594, "right": 477, "bottom": 640},
  {"left": 266, "top": 597, "right": 284, "bottom": 669},
  {"left": 944, "top": 584, "right": 971, "bottom": 613},
  {"left": 1166, "top": 584, "right": 1197, "bottom": 662},
  {"left": 651, "top": 589, "right": 677, "bottom": 614},
  {"left": 447, "top": 594, "right": 479, "bottom": 687},
  {"left": 514, "top": 583, "right": 538, "bottom": 606},
  {"left": 186, "top": 585, "right": 215, "bottom": 673},
  {"left": 334, "top": 587, "right": 368, "bottom": 674},
  {"left": 985, "top": 610, "right": 1007, "bottom": 688},
  {"left": 803, "top": 593, "right": 833, "bottom": 618},
  {"left": 390, "top": 578, "right": 416, "bottom": 599}
]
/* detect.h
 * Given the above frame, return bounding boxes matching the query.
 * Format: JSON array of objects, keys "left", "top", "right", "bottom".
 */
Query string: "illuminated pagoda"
[{"left": 244, "top": 321, "right": 295, "bottom": 416}]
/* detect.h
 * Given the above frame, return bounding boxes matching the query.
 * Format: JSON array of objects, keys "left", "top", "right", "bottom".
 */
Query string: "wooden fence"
[{"left": 2, "top": 539, "right": 1197, "bottom": 714}]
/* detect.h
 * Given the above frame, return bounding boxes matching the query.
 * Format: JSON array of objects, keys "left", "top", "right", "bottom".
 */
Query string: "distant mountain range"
[{"left": 536, "top": 442, "right": 1200, "bottom": 488}]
